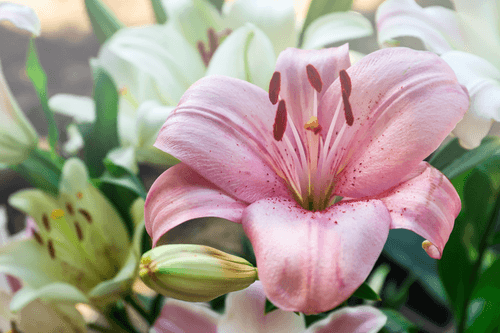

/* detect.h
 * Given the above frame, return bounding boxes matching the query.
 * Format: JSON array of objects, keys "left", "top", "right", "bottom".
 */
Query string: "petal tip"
[{"left": 422, "top": 240, "right": 441, "bottom": 259}]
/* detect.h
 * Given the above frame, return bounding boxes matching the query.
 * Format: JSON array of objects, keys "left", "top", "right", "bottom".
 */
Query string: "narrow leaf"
[
  {"left": 150, "top": 0, "right": 167, "bottom": 24},
  {"left": 298, "top": 0, "right": 353, "bottom": 47},
  {"left": 264, "top": 298, "right": 278, "bottom": 314},
  {"left": 430, "top": 136, "right": 500, "bottom": 179},
  {"left": 84, "top": 0, "right": 124, "bottom": 43},
  {"left": 206, "top": 0, "right": 224, "bottom": 12},
  {"left": 380, "top": 309, "right": 419, "bottom": 333},
  {"left": 83, "top": 68, "right": 119, "bottom": 178},
  {"left": 351, "top": 282, "right": 381, "bottom": 301},
  {"left": 26, "top": 39, "right": 58, "bottom": 152}
]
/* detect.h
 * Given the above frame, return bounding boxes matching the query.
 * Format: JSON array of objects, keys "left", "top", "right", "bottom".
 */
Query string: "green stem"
[
  {"left": 124, "top": 294, "right": 155, "bottom": 325},
  {"left": 458, "top": 197, "right": 500, "bottom": 333},
  {"left": 87, "top": 323, "right": 116, "bottom": 333}
]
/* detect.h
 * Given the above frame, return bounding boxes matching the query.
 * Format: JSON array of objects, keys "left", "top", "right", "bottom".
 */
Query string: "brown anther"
[
  {"left": 342, "top": 90, "right": 354, "bottom": 126},
  {"left": 207, "top": 28, "right": 218, "bottom": 54},
  {"left": 42, "top": 214, "right": 50, "bottom": 232},
  {"left": 33, "top": 230, "right": 43, "bottom": 245},
  {"left": 306, "top": 64, "right": 323, "bottom": 93},
  {"left": 78, "top": 209, "right": 92, "bottom": 224},
  {"left": 66, "top": 202, "right": 74, "bottom": 215},
  {"left": 74, "top": 221, "right": 83, "bottom": 241},
  {"left": 10, "top": 321, "right": 20, "bottom": 333},
  {"left": 269, "top": 71, "right": 281, "bottom": 105},
  {"left": 273, "top": 100, "right": 287, "bottom": 141},
  {"left": 304, "top": 116, "right": 322, "bottom": 134},
  {"left": 339, "top": 69, "right": 352, "bottom": 97},
  {"left": 197, "top": 41, "right": 209, "bottom": 67},
  {"left": 47, "top": 239, "right": 55, "bottom": 259}
]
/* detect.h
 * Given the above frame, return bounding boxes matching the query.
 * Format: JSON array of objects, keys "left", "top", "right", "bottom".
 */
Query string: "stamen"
[
  {"left": 197, "top": 41, "right": 209, "bottom": 67},
  {"left": 75, "top": 221, "right": 83, "bottom": 241},
  {"left": 51, "top": 209, "right": 64, "bottom": 220},
  {"left": 47, "top": 239, "right": 55, "bottom": 259},
  {"left": 76, "top": 192, "right": 83, "bottom": 199},
  {"left": 306, "top": 64, "right": 323, "bottom": 93},
  {"left": 269, "top": 71, "right": 281, "bottom": 105},
  {"left": 342, "top": 90, "right": 354, "bottom": 126},
  {"left": 339, "top": 70, "right": 352, "bottom": 97},
  {"left": 10, "top": 321, "right": 20, "bottom": 333},
  {"left": 78, "top": 209, "right": 92, "bottom": 224},
  {"left": 273, "top": 100, "right": 287, "bottom": 141},
  {"left": 33, "top": 230, "right": 43, "bottom": 245},
  {"left": 42, "top": 214, "right": 50, "bottom": 232},
  {"left": 207, "top": 28, "right": 218, "bottom": 54},
  {"left": 304, "top": 116, "right": 322, "bottom": 134},
  {"left": 66, "top": 202, "right": 74, "bottom": 215}
]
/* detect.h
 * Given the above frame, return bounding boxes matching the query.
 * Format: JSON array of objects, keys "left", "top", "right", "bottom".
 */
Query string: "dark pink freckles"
[
  {"left": 269, "top": 71, "right": 281, "bottom": 105},
  {"left": 339, "top": 69, "right": 352, "bottom": 97},
  {"left": 306, "top": 64, "right": 323, "bottom": 93},
  {"left": 342, "top": 89, "right": 354, "bottom": 126},
  {"left": 273, "top": 99, "right": 287, "bottom": 141}
]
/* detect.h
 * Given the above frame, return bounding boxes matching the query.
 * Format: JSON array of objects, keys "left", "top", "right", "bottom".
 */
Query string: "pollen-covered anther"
[
  {"left": 273, "top": 99, "right": 287, "bottom": 141},
  {"left": 306, "top": 64, "right": 323, "bottom": 93},
  {"left": 269, "top": 71, "right": 281, "bottom": 105},
  {"left": 51, "top": 209, "right": 64, "bottom": 220},
  {"left": 76, "top": 192, "right": 83, "bottom": 199},
  {"left": 47, "top": 239, "right": 55, "bottom": 259},
  {"left": 342, "top": 90, "right": 354, "bottom": 126},
  {"left": 304, "top": 116, "right": 322, "bottom": 134},
  {"left": 339, "top": 69, "right": 352, "bottom": 97},
  {"left": 118, "top": 86, "right": 128, "bottom": 96}
]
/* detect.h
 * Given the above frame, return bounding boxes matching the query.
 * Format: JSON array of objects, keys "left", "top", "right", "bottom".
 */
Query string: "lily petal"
[
  {"left": 48, "top": 94, "right": 96, "bottom": 123},
  {"left": 145, "top": 163, "right": 248, "bottom": 245},
  {"left": 242, "top": 198, "right": 391, "bottom": 313},
  {"left": 206, "top": 23, "right": 276, "bottom": 91},
  {"left": 441, "top": 50, "right": 500, "bottom": 148},
  {"left": 305, "top": 306, "right": 387, "bottom": 333},
  {"left": 218, "top": 281, "right": 305, "bottom": 333},
  {"left": 302, "top": 11, "right": 373, "bottom": 50},
  {"left": 223, "top": 0, "right": 296, "bottom": 54},
  {"left": 161, "top": 0, "right": 224, "bottom": 48},
  {"left": 155, "top": 75, "right": 290, "bottom": 203},
  {"left": 0, "top": 3, "right": 40, "bottom": 37},
  {"left": 106, "top": 147, "right": 139, "bottom": 174},
  {"left": 275, "top": 45, "right": 351, "bottom": 141},
  {"left": 63, "top": 124, "right": 85, "bottom": 155},
  {"left": 318, "top": 47, "right": 468, "bottom": 197},
  {"left": 376, "top": 162, "right": 460, "bottom": 259},
  {"left": 153, "top": 299, "right": 219, "bottom": 333},
  {"left": 10, "top": 283, "right": 89, "bottom": 312},
  {"left": 376, "top": 0, "right": 464, "bottom": 53}
]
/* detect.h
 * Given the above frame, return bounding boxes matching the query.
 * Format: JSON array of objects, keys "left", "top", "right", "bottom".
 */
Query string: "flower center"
[{"left": 268, "top": 66, "right": 354, "bottom": 211}]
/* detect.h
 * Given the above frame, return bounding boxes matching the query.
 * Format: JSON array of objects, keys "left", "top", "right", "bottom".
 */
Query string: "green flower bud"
[{"left": 140, "top": 244, "right": 258, "bottom": 302}]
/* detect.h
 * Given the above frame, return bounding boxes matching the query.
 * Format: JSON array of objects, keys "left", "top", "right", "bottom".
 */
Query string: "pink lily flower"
[
  {"left": 152, "top": 281, "right": 387, "bottom": 333},
  {"left": 146, "top": 45, "right": 469, "bottom": 313}
]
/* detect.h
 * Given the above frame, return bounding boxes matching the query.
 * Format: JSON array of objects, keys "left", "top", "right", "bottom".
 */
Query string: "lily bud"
[
  {"left": 0, "top": 59, "right": 38, "bottom": 165},
  {"left": 139, "top": 244, "right": 258, "bottom": 302}
]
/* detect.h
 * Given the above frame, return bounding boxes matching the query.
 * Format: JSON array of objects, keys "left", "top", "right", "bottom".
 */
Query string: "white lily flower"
[
  {"left": 376, "top": 0, "right": 500, "bottom": 148},
  {"left": 0, "top": 158, "right": 144, "bottom": 313},
  {"left": 152, "top": 281, "right": 387, "bottom": 333},
  {"left": 0, "top": 207, "right": 87, "bottom": 333},
  {"left": 0, "top": 3, "right": 39, "bottom": 165}
]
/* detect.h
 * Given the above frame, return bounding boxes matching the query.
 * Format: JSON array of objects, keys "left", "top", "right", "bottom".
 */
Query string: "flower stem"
[{"left": 124, "top": 294, "right": 155, "bottom": 325}]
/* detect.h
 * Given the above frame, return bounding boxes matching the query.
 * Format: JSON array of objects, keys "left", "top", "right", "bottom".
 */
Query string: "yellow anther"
[
  {"left": 76, "top": 192, "right": 83, "bottom": 199},
  {"left": 50, "top": 208, "right": 65, "bottom": 220},
  {"left": 119, "top": 86, "right": 129, "bottom": 96},
  {"left": 304, "top": 116, "right": 322, "bottom": 134}
]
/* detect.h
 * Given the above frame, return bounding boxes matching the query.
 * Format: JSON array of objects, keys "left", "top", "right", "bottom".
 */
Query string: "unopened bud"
[{"left": 139, "top": 244, "right": 258, "bottom": 302}]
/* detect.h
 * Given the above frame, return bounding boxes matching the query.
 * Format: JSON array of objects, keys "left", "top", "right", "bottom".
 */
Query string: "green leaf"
[
  {"left": 150, "top": 0, "right": 167, "bottom": 24},
  {"left": 206, "top": 0, "right": 224, "bottom": 12},
  {"left": 380, "top": 309, "right": 419, "bottom": 333},
  {"left": 439, "top": 156, "right": 500, "bottom": 329},
  {"left": 25, "top": 39, "right": 58, "bottom": 152},
  {"left": 83, "top": 68, "right": 120, "bottom": 178},
  {"left": 351, "top": 282, "right": 381, "bottom": 301},
  {"left": 84, "top": 0, "right": 124, "bottom": 43},
  {"left": 430, "top": 136, "right": 500, "bottom": 179},
  {"left": 264, "top": 298, "right": 278, "bottom": 314},
  {"left": 298, "top": 0, "right": 353, "bottom": 47}
]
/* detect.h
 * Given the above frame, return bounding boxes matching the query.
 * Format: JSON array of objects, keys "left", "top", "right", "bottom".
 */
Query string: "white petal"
[
  {"left": 206, "top": 23, "right": 276, "bottom": 91},
  {"left": 305, "top": 306, "right": 387, "bottom": 333},
  {"left": 10, "top": 284, "right": 89, "bottom": 312},
  {"left": 106, "top": 146, "right": 139, "bottom": 174},
  {"left": 48, "top": 94, "right": 96, "bottom": 123},
  {"left": 302, "top": 11, "right": 373, "bottom": 50},
  {"left": 376, "top": 0, "right": 465, "bottom": 53},
  {"left": 0, "top": 3, "right": 40, "bottom": 36},
  {"left": 223, "top": 0, "right": 297, "bottom": 54},
  {"left": 62, "top": 123, "right": 84, "bottom": 155}
]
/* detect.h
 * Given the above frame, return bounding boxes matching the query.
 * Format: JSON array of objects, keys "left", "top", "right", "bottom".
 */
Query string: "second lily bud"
[{"left": 140, "top": 244, "right": 258, "bottom": 302}]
